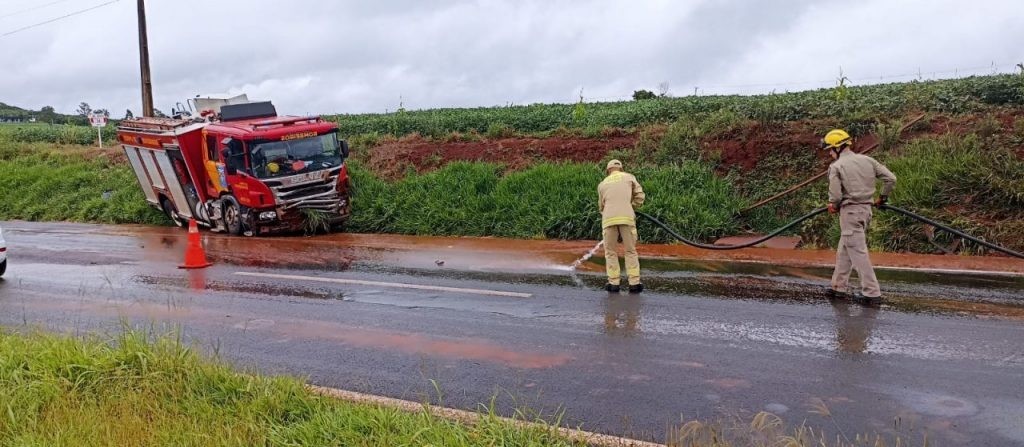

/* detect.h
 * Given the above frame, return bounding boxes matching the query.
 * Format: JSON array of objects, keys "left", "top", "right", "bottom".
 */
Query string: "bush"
[
  {"left": 485, "top": 122, "right": 516, "bottom": 139},
  {"left": 633, "top": 90, "right": 657, "bottom": 101}
]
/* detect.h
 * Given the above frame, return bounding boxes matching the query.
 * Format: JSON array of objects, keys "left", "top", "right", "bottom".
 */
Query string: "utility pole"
[{"left": 137, "top": 0, "right": 154, "bottom": 117}]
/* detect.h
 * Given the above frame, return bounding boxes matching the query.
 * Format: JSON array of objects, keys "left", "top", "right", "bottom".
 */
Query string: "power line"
[
  {"left": 1, "top": 0, "right": 120, "bottom": 38},
  {"left": 0, "top": 0, "right": 73, "bottom": 20}
]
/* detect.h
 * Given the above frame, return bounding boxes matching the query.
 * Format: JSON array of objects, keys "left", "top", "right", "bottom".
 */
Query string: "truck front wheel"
[{"left": 223, "top": 200, "right": 243, "bottom": 236}]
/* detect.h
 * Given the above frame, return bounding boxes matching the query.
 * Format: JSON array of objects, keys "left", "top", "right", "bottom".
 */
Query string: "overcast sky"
[{"left": 1, "top": 0, "right": 1022, "bottom": 116}]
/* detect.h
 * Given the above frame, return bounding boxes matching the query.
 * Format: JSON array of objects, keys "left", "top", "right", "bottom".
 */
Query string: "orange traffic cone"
[{"left": 179, "top": 218, "right": 213, "bottom": 269}]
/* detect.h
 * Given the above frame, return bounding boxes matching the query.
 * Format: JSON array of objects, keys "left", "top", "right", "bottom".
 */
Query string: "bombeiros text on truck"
[{"left": 117, "top": 94, "right": 351, "bottom": 236}]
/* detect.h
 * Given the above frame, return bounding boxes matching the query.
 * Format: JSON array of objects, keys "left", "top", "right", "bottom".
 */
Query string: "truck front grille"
[{"left": 265, "top": 166, "right": 344, "bottom": 212}]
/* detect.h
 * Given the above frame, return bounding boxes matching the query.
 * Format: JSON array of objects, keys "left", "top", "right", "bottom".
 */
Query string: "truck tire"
[
  {"left": 0, "top": 259, "right": 6, "bottom": 277},
  {"left": 222, "top": 198, "right": 243, "bottom": 236},
  {"left": 161, "top": 197, "right": 184, "bottom": 228}
]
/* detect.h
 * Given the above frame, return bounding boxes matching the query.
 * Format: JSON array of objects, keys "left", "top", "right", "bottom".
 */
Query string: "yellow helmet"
[
  {"left": 821, "top": 129, "right": 852, "bottom": 150},
  {"left": 267, "top": 162, "right": 280, "bottom": 174}
]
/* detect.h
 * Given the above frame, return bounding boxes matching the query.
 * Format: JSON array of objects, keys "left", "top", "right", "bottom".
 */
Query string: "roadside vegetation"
[
  {"left": 1, "top": 73, "right": 1021, "bottom": 253},
  {"left": 0, "top": 141, "right": 163, "bottom": 225},
  {"left": 0, "top": 328, "right": 921, "bottom": 447},
  {"left": 0, "top": 329, "right": 583, "bottom": 446}
]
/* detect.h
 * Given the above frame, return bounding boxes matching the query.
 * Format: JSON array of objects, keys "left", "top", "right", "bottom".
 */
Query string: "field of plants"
[
  {"left": 1, "top": 73, "right": 1021, "bottom": 254},
  {"left": 0, "top": 122, "right": 116, "bottom": 146},
  {"left": 329, "top": 74, "right": 1024, "bottom": 138}
]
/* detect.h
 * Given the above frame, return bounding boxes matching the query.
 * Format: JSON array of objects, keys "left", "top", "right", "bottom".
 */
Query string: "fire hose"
[{"left": 637, "top": 205, "right": 1024, "bottom": 259}]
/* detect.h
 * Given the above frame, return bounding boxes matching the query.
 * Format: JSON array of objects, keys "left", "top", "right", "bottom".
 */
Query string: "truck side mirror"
[{"left": 340, "top": 140, "right": 350, "bottom": 158}]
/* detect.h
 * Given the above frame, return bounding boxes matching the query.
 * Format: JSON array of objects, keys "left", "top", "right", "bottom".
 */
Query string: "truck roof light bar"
[{"left": 249, "top": 116, "right": 322, "bottom": 128}]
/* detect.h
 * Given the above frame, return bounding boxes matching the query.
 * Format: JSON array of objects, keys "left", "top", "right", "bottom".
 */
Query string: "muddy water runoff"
[{"left": 5, "top": 221, "right": 1023, "bottom": 317}]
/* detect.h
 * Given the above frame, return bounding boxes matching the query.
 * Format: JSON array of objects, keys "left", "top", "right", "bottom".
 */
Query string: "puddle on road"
[
  {"left": 340, "top": 263, "right": 1024, "bottom": 319},
  {"left": 273, "top": 319, "right": 572, "bottom": 369},
  {"left": 17, "top": 294, "right": 569, "bottom": 369}
]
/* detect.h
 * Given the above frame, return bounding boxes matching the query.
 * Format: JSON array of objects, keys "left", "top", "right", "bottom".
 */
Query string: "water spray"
[
  {"left": 569, "top": 241, "right": 604, "bottom": 270},
  {"left": 566, "top": 241, "right": 604, "bottom": 288}
]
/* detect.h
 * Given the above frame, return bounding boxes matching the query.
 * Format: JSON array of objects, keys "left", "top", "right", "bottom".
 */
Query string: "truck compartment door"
[
  {"left": 123, "top": 146, "right": 160, "bottom": 204},
  {"left": 155, "top": 146, "right": 197, "bottom": 220}
]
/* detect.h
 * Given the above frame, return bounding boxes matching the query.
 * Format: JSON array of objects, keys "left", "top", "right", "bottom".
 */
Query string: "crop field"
[
  {"left": 0, "top": 122, "right": 116, "bottom": 146},
  {"left": 329, "top": 74, "right": 1024, "bottom": 138}
]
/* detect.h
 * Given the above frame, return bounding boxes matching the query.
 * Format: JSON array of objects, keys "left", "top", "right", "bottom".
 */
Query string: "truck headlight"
[{"left": 258, "top": 211, "right": 277, "bottom": 221}]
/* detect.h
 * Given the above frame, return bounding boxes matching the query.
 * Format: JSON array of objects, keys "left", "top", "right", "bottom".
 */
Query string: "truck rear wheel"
[{"left": 161, "top": 197, "right": 184, "bottom": 228}]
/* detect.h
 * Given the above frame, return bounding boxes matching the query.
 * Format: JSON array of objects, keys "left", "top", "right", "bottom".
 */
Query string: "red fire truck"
[{"left": 117, "top": 95, "right": 351, "bottom": 235}]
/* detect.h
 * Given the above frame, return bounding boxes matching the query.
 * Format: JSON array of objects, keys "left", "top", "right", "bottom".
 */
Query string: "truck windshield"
[{"left": 251, "top": 133, "right": 341, "bottom": 179}]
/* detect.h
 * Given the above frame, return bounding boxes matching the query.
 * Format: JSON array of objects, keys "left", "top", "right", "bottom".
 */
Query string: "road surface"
[{"left": 1, "top": 221, "right": 1023, "bottom": 445}]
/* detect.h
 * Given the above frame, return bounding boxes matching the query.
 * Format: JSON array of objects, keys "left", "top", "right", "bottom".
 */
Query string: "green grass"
[
  {"left": 0, "top": 141, "right": 164, "bottom": 225},
  {"left": 0, "top": 328, "right": 584, "bottom": 447},
  {"left": 346, "top": 160, "right": 744, "bottom": 243},
  {"left": 868, "top": 133, "right": 1024, "bottom": 253}
]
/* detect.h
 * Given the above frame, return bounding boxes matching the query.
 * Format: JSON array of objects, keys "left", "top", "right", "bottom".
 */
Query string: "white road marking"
[{"left": 234, "top": 271, "right": 532, "bottom": 298}]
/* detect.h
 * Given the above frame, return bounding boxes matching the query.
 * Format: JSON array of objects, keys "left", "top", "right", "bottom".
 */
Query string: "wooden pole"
[{"left": 137, "top": 0, "right": 154, "bottom": 117}]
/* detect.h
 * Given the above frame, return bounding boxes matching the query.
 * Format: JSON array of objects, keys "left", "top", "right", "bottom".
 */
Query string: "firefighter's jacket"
[
  {"left": 828, "top": 150, "right": 896, "bottom": 207},
  {"left": 598, "top": 171, "right": 645, "bottom": 228}
]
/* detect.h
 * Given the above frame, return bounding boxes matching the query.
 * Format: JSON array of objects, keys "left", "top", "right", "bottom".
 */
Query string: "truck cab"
[{"left": 117, "top": 96, "right": 351, "bottom": 235}]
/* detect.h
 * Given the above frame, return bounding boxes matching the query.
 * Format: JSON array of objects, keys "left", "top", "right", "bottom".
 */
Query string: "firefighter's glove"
[
  {"left": 873, "top": 195, "right": 888, "bottom": 207},
  {"left": 827, "top": 203, "right": 839, "bottom": 214}
]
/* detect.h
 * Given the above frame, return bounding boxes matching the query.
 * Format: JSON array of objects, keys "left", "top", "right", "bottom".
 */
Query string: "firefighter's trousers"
[
  {"left": 603, "top": 224, "right": 640, "bottom": 286},
  {"left": 831, "top": 204, "right": 881, "bottom": 297}
]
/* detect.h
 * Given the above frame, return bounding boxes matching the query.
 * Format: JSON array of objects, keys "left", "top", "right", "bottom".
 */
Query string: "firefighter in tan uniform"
[
  {"left": 822, "top": 129, "right": 896, "bottom": 304},
  {"left": 598, "top": 160, "right": 646, "bottom": 293}
]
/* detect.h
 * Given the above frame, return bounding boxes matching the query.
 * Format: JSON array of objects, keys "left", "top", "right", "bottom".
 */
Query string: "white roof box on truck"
[{"left": 190, "top": 93, "right": 251, "bottom": 115}]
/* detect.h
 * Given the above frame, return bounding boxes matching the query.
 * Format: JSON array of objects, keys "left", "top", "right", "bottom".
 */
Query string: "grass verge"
[
  {"left": 0, "top": 141, "right": 164, "bottom": 225},
  {"left": 0, "top": 329, "right": 584, "bottom": 447},
  {"left": 346, "top": 160, "right": 744, "bottom": 243}
]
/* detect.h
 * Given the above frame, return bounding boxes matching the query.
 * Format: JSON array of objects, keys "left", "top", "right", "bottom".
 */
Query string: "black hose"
[
  {"left": 638, "top": 204, "right": 1024, "bottom": 259},
  {"left": 636, "top": 208, "right": 827, "bottom": 250},
  {"left": 878, "top": 204, "right": 1024, "bottom": 259}
]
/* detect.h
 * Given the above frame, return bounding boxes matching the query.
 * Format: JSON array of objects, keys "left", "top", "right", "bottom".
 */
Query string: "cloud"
[{"left": 0, "top": 0, "right": 1020, "bottom": 116}]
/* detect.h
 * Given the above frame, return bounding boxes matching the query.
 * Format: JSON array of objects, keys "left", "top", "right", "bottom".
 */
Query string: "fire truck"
[{"left": 117, "top": 95, "right": 351, "bottom": 235}]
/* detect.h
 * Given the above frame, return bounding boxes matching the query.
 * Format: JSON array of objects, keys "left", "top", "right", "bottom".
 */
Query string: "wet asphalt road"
[{"left": 1, "top": 222, "right": 1023, "bottom": 445}]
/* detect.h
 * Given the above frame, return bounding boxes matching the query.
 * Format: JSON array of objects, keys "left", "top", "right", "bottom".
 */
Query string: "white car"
[{"left": 0, "top": 226, "right": 6, "bottom": 276}]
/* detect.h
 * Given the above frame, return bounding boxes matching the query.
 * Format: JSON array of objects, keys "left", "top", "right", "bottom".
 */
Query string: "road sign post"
[{"left": 89, "top": 113, "right": 108, "bottom": 147}]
